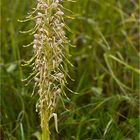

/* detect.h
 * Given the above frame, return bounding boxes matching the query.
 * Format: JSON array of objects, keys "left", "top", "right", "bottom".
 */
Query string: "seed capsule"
[
  {"left": 36, "top": 18, "right": 42, "bottom": 24},
  {"left": 34, "top": 77, "right": 39, "bottom": 81},
  {"left": 57, "top": 39, "right": 63, "bottom": 45},
  {"left": 56, "top": 11, "right": 64, "bottom": 16},
  {"left": 34, "top": 39, "right": 38, "bottom": 44},
  {"left": 55, "top": 88, "right": 61, "bottom": 94},
  {"left": 34, "top": 34, "right": 38, "bottom": 38},
  {"left": 51, "top": 3, "right": 58, "bottom": 8},
  {"left": 56, "top": 73, "right": 64, "bottom": 79},
  {"left": 60, "top": 23, "right": 65, "bottom": 27},
  {"left": 33, "top": 44, "right": 37, "bottom": 49},
  {"left": 44, "top": 4, "right": 48, "bottom": 9},
  {"left": 55, "top": 0, "right": 59, "bottom": 3},
  {"left": 38, "top": 12, "right": 43, "bottom": 17},
  {"left": 39, "top": 28, "right": 44, "bottom": 32}
]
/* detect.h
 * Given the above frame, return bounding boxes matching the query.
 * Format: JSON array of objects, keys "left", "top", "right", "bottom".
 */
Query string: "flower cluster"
[
  {"left": 19, "top": 0, "right": 74, "bottom": 138},
  {"left": 21, "top": 0, "right": 70, "bottom": 136},
  {"left": 32, "top": 0, "right": 68, "bottom": 119}
]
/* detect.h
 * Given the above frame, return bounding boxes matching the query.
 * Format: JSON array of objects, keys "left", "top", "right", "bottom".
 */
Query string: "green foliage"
[{"left": 1, "top": 0, "right": 139, "bottom": 140}]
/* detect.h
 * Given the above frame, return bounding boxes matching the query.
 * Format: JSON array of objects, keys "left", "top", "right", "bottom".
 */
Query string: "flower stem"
[{"left": 41, "top": 110, "right": 50, "bottom": 140}]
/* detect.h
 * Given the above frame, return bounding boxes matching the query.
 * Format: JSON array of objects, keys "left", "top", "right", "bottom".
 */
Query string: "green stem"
[{"left": 41, "top": 111, "right": 50, "bottom": 140}]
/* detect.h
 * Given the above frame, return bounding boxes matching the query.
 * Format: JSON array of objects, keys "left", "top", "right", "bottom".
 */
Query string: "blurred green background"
[{"left": 1, "top": 0, "right": 140, "bottom": 140}]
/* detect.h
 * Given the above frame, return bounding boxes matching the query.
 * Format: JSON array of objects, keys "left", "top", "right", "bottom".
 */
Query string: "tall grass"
[{"left": 1, "top": 0, "right": 139, "bottom": 140}]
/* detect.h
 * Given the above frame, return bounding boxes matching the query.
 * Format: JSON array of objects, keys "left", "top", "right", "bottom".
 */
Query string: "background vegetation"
[{"left": 1, "top": 0, "right": 139, "bottom": 140}]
